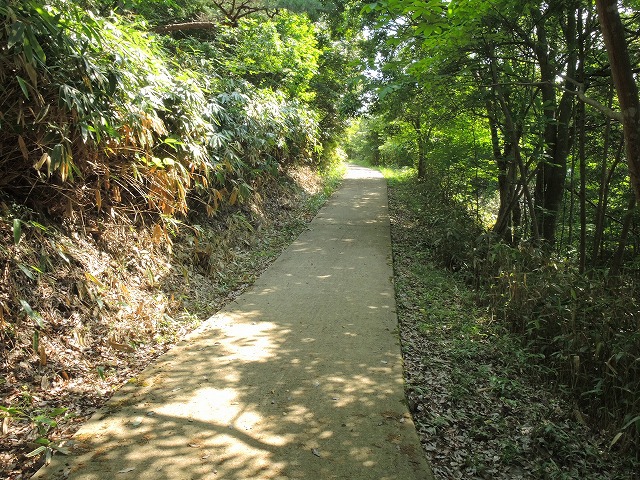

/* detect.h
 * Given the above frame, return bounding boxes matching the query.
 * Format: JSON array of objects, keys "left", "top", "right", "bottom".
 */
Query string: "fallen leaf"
[{"left": 108, "top": 338, "right": 135, "bottom": 353}]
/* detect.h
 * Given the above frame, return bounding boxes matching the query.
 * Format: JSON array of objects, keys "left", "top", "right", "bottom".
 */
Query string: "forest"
[
  {"left": 1, "top": 0, "right": 639, "bottom": 478},
  {"left": 348, "top": 0, "right": 640, "bottom": 466}
]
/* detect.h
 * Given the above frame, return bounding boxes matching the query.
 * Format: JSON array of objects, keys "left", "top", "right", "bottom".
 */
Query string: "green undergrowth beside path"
[{"left": 385, "top": 167, "right": 639, "bottom": 479}]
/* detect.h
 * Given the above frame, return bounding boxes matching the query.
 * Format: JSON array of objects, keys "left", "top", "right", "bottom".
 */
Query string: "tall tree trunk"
[
  {"left": 532, "top": 6, "right": 578, "bottom": 245},
  {"left": 484, "top": 58, "right": 532, "bottom": 243},
  {"left": 591, "top": 88, "right": 616, "bottom": 263},
  {"left": 487, "top": 99, "right": 518, "bottom": 243},
  {"left": 578, "top": 99, "right": 587, "bottom": 273},
  {"left": 596, "top": 0, "right": 640, "bottom": 201},
  {"left": 414, "top": 118, "right": 429, "bottom": 179},
  {"left": 577, "top": 4, "right": 588, "bottom": 273},
  {"left": 610, "top": 192, "right": 637, "bottom": 276}
]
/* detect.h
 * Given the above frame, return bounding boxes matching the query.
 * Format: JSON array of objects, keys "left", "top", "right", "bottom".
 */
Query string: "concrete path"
[{"left": 35, "top": 165, "right": 433, "bottom": 480}]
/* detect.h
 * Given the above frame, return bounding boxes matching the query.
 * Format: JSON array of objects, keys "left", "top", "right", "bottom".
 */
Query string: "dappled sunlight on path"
[{"left": 34, "top": 165, "right": 432, "bottom": 480}]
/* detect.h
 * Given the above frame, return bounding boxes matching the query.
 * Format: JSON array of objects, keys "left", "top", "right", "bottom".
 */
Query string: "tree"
[
  {"left": 595, "top": 0, "right": 640, "bottom": 201},
  {"left": 145, "top": 0, "right": 324, "bottom": 31}
]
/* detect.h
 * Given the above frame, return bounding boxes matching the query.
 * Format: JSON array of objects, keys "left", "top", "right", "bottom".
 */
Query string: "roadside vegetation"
[
  {"left": 385, "top": 166, "right": 638, "bottom": 478},
  {"left": 350, "top": 0, "right": 640, "bottom": 470},
  {"left": 0, "top": 0, "right": 354, "bottom": 476}
]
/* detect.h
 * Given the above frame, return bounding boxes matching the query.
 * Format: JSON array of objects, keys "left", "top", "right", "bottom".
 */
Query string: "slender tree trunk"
[
  {"left": 578, "top": 99, "right": 587, "bottom": 273},
  {"left": 610, "top": 192, "right": 637, "bottom": 276},
  {"left": 592, "top": 88, "right": 615, "bottom": 262},
  {"left": 577, "top": 5, "right": 587, "bottom": 273},
  {"left": 596, "top": 0, "right": 640, "bottom": 201},
  {"left": 494, "top": 143, "right": 519, "bottom": 243},
  {"left": 487, "top": 98, "right": 518, "bottom": 243},
  {"left": 414, "top": 118, "right": 429, "bottom": 179},
  {"left": 532, "top": 6, "right": 578, "bottom": 245},
  {"left": 370, "top": 131, "right": 382, "bottom": 166},
  {"left": 485, "top": 59, "right": 532, "bottom": 242}
]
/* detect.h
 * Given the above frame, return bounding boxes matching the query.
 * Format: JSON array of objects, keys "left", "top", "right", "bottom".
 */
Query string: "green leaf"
[
  {"left": 13, "top": 219, "right": 22, "bottom": 245},
  {"left": 48, "top": 408, "right": 67, "bottom": 416},
  {"left": 28, "top": 221, "right": 47, "bottom": 231},
  {"left": 17, "top": 263, "right": 36, "bottom": 280},
  {"left": 33, "top": 415, "right": 57, "bottom": 427},
  {"left": 0, "top": 406, "right": 25, "bottom": 417},
  {"left": 621, "top": 415, "right": 640, "bottom": 431},
  {"left": 19, "top": 300, "right": 45, "bottom": 328},
  {"left": 7, "top": 21, "right": 25, "bottom": 49},
  {"left": 25, "top": 28, "right": 46, "bottom": 63},
  {"left": 50, "top": 144, "right": 63, "bottom": 168},
  {"left": 16, "top": 76, "right": 30, "bottom": 99},
  {"left": 609, "top": 431, "right": 623, "bottom": 449},
  {"left": 25, "top": 445, "right": 46, "bottom": 458}
]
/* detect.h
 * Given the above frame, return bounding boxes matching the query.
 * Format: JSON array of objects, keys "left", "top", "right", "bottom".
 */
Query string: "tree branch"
[
  {"left": 559, "top": 74, "right": 623, "bottom": 122},
  {"left": 153, "top": 22, "right": 218, "bottom": 33}
]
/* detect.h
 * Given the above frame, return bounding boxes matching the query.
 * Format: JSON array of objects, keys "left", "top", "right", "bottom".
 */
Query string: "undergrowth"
[
  {"left": 385, "top": 166, "right": 639, "bottom": 478},
  {"left": 0, "top": 163, "right": 340, "bottom": 479}
]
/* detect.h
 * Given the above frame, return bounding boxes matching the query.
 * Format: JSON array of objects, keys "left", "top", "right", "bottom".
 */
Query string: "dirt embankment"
[{"left": 1, "top": 165, "right": 330, "bottom": 479}]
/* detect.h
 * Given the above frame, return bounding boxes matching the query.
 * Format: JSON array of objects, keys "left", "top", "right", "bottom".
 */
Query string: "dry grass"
[{"left": 0, "top": 165, "right": 330, "bottom": 479}]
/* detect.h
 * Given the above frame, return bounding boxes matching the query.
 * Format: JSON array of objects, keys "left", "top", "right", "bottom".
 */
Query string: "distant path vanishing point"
[{"left": 35, "top": 165, "right": 434, "bottom": 480}]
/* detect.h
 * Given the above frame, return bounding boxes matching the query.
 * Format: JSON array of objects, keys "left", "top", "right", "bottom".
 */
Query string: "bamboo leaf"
[
  {"left": 7, "top": 20, "right": 25, "bottom": 48},
  {"left": 33, "top": 152, "right": 49, "bottom": 171},
  {"left": 16, "top": 76, "right": 30, "bottom": 99},
  {"left": 84, "top": 272, "right": 106, "bottom": 289},
  {"left": 25, "top": 28, "right": 46, "bottom": 63},
  {"left": 229, "top": 188, "right": 239, "bottom": 206},
  {"left": 621, "top": 415, "right": 640, "bottom": 431},
  {"left": 18, "top": 135, "right": 29, "bottom": 160},
  {"left": 19, "top": 300, "right": 46, "bottom": 328},
  {"left": 23, "top": 61, "right": 37, "bottom": 86},
  {"left": 17, "top": 263, "right": 35, "bottom": 280},
  {"left": 25, "top": 445, "right": 46, "bottom": 458},
  {"left": 13, "top": 219, "right": 22, "bottom": 245},
  {"left": 151, "top": 224, "right": 163, "bottom": 244}
]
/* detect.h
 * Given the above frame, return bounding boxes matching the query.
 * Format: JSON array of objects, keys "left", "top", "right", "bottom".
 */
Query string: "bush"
[{"left": 0, "top": 0, "right": 323, "bottom": 219}]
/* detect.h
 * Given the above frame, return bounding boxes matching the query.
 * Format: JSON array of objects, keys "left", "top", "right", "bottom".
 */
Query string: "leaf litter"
[
  {"left": 0, "top": 166, "right": 330, "bottom": 479},
  {"left": 387, "top": 180, "right": 638, "bottom": 479}
]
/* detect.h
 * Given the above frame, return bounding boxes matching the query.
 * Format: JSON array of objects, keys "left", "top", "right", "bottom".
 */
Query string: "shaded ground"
[
  {"left": 32, "top": 166, "right": 432, "bottom": 479},
  {"left": 387, "top": 173, "right": 639, "bottom": 479}
]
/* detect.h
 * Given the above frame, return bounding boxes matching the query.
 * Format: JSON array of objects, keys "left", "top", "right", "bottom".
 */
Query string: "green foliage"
[
  {"left": 383, "top": 164, "right": 640, "bottom": 453},
  {"left": 474, "top": 242, "right": 640, "bottom": 450},
  {"left": 388, "top": 165, "right": 639, "bottom": 476},
  {"left": 0, "top": 0, "right": 333, "bottom": 220},
  {"left": 218, "top": 12, "right": 320, "bottom": 100},
  {"left": 0, "top": 403, "right": 71, "bottom": 461}
]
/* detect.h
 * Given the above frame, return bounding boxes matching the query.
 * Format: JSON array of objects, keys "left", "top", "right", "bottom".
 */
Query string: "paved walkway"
[{"left": 35, "top": 165, "right": 433, "bottom": 480}]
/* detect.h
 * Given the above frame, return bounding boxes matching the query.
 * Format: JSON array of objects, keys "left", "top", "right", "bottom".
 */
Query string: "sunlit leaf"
[
  {"left": 19, "top": 299, "right": 45, "bottom": 328},
  {"left": 16, "top": 76, "right": 30, "bottom": 99},
  {"left": 13, "top": 219, "right": 22, "bottom": 245}
]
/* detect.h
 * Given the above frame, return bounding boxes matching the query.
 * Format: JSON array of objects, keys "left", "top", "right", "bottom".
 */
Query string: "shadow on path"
[{"left": 34, "top": 166, "right": 433, "bottom": 480}]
